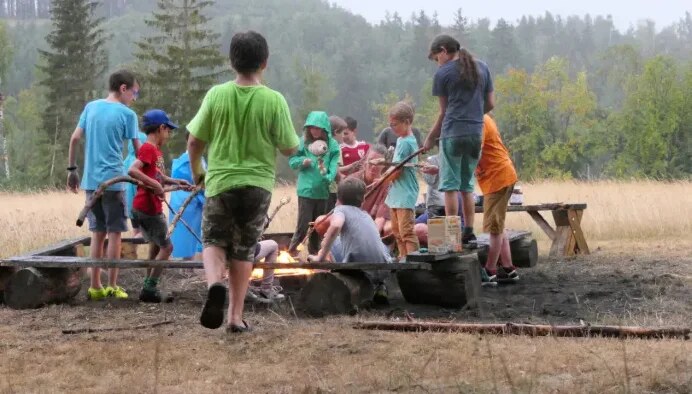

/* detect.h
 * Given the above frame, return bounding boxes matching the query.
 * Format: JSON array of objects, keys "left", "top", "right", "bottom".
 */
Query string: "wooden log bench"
[
  {"left": 475, "top": 203, "right": 589, "bottom": 257},
  {"left": 0, "top": 235, "right": 482, "bottom": 314},
  {"left": 474, "top": 229, "right": 538, "bottom": 268}
]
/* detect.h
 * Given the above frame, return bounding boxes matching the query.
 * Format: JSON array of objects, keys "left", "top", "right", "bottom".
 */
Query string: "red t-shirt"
[
  {"left": 132, "top": 142, "right": 165, "bottom": 215},
  {"left": 341, "top": 142, "right": 370, "bottom": 166}
]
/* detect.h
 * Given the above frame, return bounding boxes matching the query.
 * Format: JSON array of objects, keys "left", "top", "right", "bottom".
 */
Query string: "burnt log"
[
  {"left": 4, "top": 267, "right": 82, "bottom": 309},
  {"left": 397, "top": 253, "right": 481, "bottom": 308},
  {"left": 477, "top": 237, "right": 538, "bottom": 268},
  {"left": 0, "top": 267, "right": 16, "bottom": 303},
  {"left": 298, "top": 271, "right": 374, "bottom": 317}
]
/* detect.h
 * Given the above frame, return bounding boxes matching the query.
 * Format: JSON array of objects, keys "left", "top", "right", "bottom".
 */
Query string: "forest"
[{"left": 0, "top": 0, "right": 690, "bottom": 188}]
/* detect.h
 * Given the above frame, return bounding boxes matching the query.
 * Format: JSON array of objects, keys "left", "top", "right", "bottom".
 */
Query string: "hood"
[{"left": 304, "top": 111, "right": 332, "bottom": 136}]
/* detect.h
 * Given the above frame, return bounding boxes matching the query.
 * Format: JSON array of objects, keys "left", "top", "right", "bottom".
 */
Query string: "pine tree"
[
  {"left": 135, "top": 0, "right": 226, "bottom": 149},
  {"left": 37, "top": 0, "right": 107, "bottom": 185}
]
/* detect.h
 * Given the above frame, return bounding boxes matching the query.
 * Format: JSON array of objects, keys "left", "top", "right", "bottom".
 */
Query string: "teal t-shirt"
[
  {"left": 385, "top": 134, "right": 419, "bottom": 209},
  {"left": 78, "top": 99, "right": 139, "bottom": 191}
]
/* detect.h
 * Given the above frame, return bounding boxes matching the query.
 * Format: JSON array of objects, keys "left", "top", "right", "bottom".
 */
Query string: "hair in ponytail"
[{"left": 429, "top": 34, "right": 479, "bottom": 90}]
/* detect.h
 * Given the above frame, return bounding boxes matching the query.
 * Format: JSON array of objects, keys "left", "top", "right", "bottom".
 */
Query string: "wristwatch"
[{"left": 67, "top": 166, "right": 77, "bottom": 171}]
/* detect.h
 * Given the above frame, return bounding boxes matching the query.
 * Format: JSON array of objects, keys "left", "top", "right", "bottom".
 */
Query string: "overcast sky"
[{"left": 330, "top": 0, "right": 690, "bottom": 31}]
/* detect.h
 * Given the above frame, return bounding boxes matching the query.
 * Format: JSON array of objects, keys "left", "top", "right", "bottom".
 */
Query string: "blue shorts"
[
  {"left": 438, "top": 135, "right": 482, "bottom": 193},
  {"left": 85, "top": 190, "right": 128, "bottom": 233}
]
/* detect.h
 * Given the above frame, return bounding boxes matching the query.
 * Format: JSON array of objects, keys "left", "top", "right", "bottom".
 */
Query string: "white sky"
[{"left": 330, "top": 0, "right": 690, "bottom": 31}]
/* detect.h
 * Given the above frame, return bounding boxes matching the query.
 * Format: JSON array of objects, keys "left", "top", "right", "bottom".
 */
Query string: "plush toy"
[{"left": 307, "top": 140, "right": 328, "bottom": 175}]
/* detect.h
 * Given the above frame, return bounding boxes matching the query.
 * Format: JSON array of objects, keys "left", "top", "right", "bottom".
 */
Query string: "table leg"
[{"left": 567, "top": 209, "right": 590, "bottom": 255}]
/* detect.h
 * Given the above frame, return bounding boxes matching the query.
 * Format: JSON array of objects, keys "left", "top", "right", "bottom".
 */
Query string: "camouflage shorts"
[{"left": 202, "top": 186, "right": 271, "bottom": 263}]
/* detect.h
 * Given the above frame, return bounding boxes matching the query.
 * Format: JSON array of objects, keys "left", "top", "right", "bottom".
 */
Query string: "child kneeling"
[{"left": 308, "top": 178, "right": 392, "bottom": 304}]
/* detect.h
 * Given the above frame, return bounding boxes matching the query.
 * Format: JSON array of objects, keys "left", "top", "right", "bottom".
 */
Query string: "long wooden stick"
[
  {"left": 62, "top": 320, "right": 173, "bottom": 334},
  {"left": 297, "top": 147, "right": 426, "bottom": 253},
  {"left": 166, "top": 188, "right": 202, "bottom": 237},
  {"left": 161, "top": 198, "right": 203, "bottom": 244},
  {"left": 353, "top": 321, "right": 691, "bottom": 340}
]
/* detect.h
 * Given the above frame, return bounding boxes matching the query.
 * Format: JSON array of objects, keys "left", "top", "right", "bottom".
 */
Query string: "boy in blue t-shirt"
[
  {"left": 382, "top": 101, "right": 420, "bottom": 261},
  {"left": 67, "top": 70, "right": 141, "bottom": 301}
]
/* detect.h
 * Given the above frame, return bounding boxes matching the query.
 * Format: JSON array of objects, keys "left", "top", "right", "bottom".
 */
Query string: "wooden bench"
[
  {"left": 475, "top": 203, "right": 589, "bottom": 257},
  {"left": 0, "top": 235, "right": 482, "bottom": 314}
]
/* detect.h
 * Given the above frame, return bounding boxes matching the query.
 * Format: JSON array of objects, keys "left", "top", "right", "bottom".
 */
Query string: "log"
[
  {"left": 298, "top": 271, "right": 374, "bottom": 317},
  {"left": 62, "top": 320, "right": 173, "bottom": 334},
  {"left": 396, "top": 253, "right": 481, "bottom": 308},
  {"left": 4, "top": 267, "right": 82, "bottom": 309},
  {"left": 510, "top": 237, "right": 538, "bottom": 268},
  {"left": 353, "top": 321, "right": 691, "bottom": 340},
  {"left": 0, "top": 266, "right": 16, "bottom": 304}
]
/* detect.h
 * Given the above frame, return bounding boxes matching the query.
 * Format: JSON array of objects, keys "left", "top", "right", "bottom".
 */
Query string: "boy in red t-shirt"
[
  {"left": 128, "top": 109, "right": 192, "bottom": 302},
  {"left": 340, "top": 116, "right": 370, "bottom": 166}
]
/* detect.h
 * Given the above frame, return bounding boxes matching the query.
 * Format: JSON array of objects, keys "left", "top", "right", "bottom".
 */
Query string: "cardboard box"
[{"left": 427, "top": 216, "right": 462, "bottom": 253}]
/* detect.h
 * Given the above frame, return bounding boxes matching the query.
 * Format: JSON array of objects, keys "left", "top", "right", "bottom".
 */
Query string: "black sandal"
[
  {"left": 227, "top": 320, "right": 252, "bottom": 333},
  {"left": 200, "top": 283, "right": 227, "bottom": 329}
]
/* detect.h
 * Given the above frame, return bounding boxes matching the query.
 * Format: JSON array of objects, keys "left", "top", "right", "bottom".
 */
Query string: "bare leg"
[
  {"left": 444, "top": 191, "right": 459, "bottom": 216},
  {"left": 415, "top": 223, "right": 428, "bottom": 246},
  {"left": 227, "top": 259, "right": 253, "bottom": 327},
  {"left": 485, "top": 232, "right": 503, "bottom": 272},
  {"left": 499, "top": 233, "right": 514, "bottom": 268},
  {"left": 203, "top": 245, "right": 226, "bottom": 287},
  {"left": 256, "top": 240, "right": 278, "bottom": 289},
  {"left": 149, "top": 244, "right": 172, "bottom": 281},
  {"left": 460, "top": 191, "right": 475, "bottom": 229},
  {"left": 105, "top": 232, "right": 122, "bottom": 287},
  {"left": 89, "top": 232, "right": 107, "bottom": 289}
]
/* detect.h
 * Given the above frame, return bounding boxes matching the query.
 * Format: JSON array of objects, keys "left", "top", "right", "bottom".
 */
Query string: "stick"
[
  {"left": 166, "top": 188, "right": 203, "bottom": 237},
  {"left": 162, "top": 198, "right": 203, "bottom": 245},
  {"left": 62, "top": 320, "right": 173, "bottom": 334},
  {"left": 297, "top": 147, "right": 426, "bottom": 254},
  {"left": 263, "top": 196, "right": 291, "bottom": 233},
  {"left": 353, "top": 321, "right": 691, "bottom": 340}
]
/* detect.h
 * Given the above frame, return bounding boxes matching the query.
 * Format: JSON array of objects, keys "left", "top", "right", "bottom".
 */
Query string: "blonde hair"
[{"left": 389, "top": 101, "right": 415, "bottom": 124}]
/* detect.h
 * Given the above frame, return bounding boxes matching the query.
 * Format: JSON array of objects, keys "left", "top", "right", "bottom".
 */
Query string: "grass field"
[{"left": 1, "top": 181, "right": 691, "bottom": 393}]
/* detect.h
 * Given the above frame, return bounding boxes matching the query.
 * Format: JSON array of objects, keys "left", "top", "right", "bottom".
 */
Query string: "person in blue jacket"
[{"left": 168, "top": 133, "right": 206, "bottom": 259}]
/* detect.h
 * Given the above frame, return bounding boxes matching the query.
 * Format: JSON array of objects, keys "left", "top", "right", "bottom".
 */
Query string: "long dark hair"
[{"left": 429, "top": 34, "right": 479, "bottom": 91}]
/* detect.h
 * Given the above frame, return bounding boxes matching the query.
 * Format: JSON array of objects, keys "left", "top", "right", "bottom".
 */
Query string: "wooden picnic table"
[{"left": 475, "top": 203, "right": 589, "bottom": 257}]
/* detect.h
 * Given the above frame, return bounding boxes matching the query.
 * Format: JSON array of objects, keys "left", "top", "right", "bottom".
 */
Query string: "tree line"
[{"left": 0, "top": 0, "right": 690, "bottom": 189}]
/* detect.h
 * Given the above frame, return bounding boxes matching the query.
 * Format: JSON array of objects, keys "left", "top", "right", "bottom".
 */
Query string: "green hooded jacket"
[{"left": 288, "top": 111, "right": 341, "bottom": 199}]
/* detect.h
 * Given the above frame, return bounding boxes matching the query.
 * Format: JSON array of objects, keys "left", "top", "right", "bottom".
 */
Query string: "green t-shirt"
[{"left": 187, "top": 82, "right": 299, "bottom": 197}]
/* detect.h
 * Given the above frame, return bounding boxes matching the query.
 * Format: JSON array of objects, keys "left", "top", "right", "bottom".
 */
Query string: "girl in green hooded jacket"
[{"left": 288, "top": 111, "right": 341, "bottom": 254}]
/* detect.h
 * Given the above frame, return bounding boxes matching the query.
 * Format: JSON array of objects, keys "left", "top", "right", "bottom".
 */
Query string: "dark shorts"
[
  {"left": 131, "top": 209, "right": 171, "bottom": 248},
  {"left": 85, "top": 190, "right": 128, "bottom": 233},
  {"left": 202, "top": 186, "right": 272, "bottom": 263}
]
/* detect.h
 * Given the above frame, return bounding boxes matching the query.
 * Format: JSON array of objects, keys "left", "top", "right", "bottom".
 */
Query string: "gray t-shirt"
[
  {"left": 432, "top": 59, "right": 493, "bottom": 138},
  {"left": 332, "top": 205, "right": 391, "bottom": 263},
  {"left": 378, "top": 127, "right": 422, "bottom": 149},
  {"left": 422, "top": 155, "right": 444, "bottom": 208}
]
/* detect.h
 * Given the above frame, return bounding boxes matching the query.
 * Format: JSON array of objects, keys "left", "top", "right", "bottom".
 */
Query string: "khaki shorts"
[
  {"left": 202, "top": 186, "right": 271, "bottom": 263},
  {"left": 483, "top": 184, "right": 514, "bottom": 234}
]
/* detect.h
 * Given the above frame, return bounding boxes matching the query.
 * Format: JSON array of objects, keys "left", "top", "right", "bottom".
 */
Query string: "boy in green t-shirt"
[{"left": 187, "top": 31, "right": 299, "bottom": 333}]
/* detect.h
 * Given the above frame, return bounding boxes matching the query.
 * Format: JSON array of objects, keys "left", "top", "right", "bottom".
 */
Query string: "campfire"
[{"left": 251, "top": 249, "right": 314, "bottom": 279}]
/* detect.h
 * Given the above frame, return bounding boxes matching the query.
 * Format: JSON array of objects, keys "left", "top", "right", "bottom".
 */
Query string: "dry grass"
[
  {"left": 2, "top": 180, "right": 690, "bottom": 258},
  {"left": 1, "top": 181, "right": 691, "bottom": 393}
]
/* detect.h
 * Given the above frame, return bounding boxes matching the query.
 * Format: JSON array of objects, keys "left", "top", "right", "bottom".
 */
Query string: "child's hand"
[
  {"left": 422, "top": 136, "right": 436, "bottom": 153},
  {"left": 152, "top": 183, "right": 165, "bottom": 196},
  {"left": 307, "top": 254, "right": 322, "bottom": 262},
  {"left": 421, "top": 164, "right": 439, "bottom": 175},
  {"left": 66, "top": 170, "right": 80, "bottom": 194},
  {"left": 302, "top": 158, "right": 313, "bottom": 168}
]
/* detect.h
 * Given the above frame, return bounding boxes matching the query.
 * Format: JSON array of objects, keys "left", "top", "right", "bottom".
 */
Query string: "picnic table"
[{"left": 475, "top": 203, "right": 589, "bottom": 257}]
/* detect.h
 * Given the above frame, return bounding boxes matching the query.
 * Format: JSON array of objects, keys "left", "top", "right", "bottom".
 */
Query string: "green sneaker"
[
  {"left": 87, "top": 287, "right": 108, "bottom": 301},
  {"left": 105, "top": 286, "right": 129, "bottom": 299}
]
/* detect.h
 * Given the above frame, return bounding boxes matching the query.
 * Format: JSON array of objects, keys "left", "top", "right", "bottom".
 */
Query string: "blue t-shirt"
[
  {"left": 385, "top": 135, "right": 419, "bottom": 209},
  {"left": 78, "top": 99, "right": 139, "bottom": 191},
  {"left": 432, "top": 59, "right": 493, "bottom": 138}
]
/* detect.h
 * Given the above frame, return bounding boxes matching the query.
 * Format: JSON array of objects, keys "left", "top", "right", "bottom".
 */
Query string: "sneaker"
[
  {"left": 245, "top": 286, "right": 262, "bottom": 303},
  {"left": 373, "top": 283, "right": 389, "bottom": 305},
  {"left": 105, "top": 286, "right": 129, "bottom": 299},
  {"left": 200, "top": 283, "right": 227, "bottom": 329},
  {"left": 257, "top": 286, "right": 286, "bottom": 302},
  {"left": 87, "top": 287, "right": 108, "bottom": 301},
  {"left": 139, "top": 288, "right": 173, "bottom": 303},
  {"left": 498, "top": 266, "right": 519, "bottom": 282},
  {"left": 481, "top": 268, "right": 498, "bottom": 287},
  {"left": 462, "top": 233, "right": 477, "bottom": 245}
]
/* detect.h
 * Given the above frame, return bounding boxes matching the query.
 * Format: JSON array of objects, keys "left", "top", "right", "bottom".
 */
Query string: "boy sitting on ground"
[
  {"left": 128, "top": 109, "right": 192, "bottom": 302},
  {"left": 308, "top": 178, "right": 392, "bottom": 304}
]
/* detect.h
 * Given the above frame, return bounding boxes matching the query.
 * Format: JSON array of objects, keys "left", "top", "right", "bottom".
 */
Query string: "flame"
[{"left": 250, "top": 250, "right": 314, "bottom": 280}]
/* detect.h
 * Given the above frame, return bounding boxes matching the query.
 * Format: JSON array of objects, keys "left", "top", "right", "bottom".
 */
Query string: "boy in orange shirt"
[{"left": 475, "top": 115, "right": 519, "bottom": 283}]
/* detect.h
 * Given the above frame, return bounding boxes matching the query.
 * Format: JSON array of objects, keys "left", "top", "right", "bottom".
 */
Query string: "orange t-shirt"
[{"left": 475, "top": 115, "right": 518, "bottom": 195}]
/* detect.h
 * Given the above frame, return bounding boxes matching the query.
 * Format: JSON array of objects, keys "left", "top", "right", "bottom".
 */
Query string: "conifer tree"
[
  {"left": 135, "top": 0, "right": 226, "bottom": 143},
  {"left": 37, "top": 0, "right": 107, "bottom": 184}
]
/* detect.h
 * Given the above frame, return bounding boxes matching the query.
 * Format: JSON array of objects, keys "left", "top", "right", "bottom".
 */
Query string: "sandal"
[{"left": 227, "top": 320, "right": 252, "bottom": 334}]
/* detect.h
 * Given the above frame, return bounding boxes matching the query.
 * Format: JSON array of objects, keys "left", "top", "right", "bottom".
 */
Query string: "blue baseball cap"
[{"left": 142, "top": 109, "right": 178, "bottom": 130}]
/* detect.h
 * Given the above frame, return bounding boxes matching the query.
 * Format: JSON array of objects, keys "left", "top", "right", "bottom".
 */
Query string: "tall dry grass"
[{"left": 1, "top": 180, "right": 691, "bottom": 258}]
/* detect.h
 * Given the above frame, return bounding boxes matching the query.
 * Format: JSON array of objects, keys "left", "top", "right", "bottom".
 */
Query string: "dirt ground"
[{"left": 1, "top": 239, "right": 691, "bottom": 393}]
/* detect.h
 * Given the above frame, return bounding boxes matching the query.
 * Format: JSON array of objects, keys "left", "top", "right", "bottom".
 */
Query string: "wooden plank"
[
  {"left": 0, "top": 256, "right": 431, "bottom": 271},
  {"left": 23, "top": 236, "right": 91, "bottom": 256},
  {"left": 475, "top": 203, "right": 587, "bottom": 213},
  {"left": 527, "top": 211, "right": 556, "bottom": 241},
  {"left": 567, "top": 209, "right": 590, "bottom": 255},
  {"left": 474, "top": 230, "right": 532, "bottom": 246},
  {"left": 550, "top": 226, "right": 573, "bottom": 256}
]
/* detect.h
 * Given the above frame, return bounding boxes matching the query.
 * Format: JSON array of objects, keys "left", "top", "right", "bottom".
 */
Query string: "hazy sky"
[{"left": 330, "top": 0, "right": 690, "bottom": 31}]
